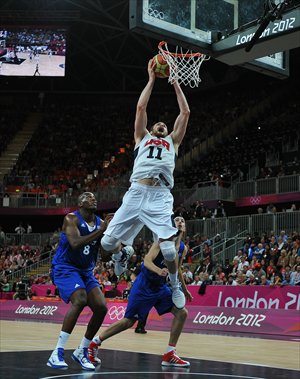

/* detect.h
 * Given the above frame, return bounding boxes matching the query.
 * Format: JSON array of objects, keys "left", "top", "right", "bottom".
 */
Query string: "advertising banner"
[
  {"left": 187, "top": 285, "right": 300, "bottom": 310},
  {"left": 1, "top": 298, "right": 299, "bottom": 337}
]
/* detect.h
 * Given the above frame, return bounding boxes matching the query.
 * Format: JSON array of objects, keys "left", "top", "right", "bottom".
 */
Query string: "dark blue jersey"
[
  {"left": 52, "top": 211, "right": 101, "bottom": 270},
  {"left": 140, "top": 240, "right": 185, "bottom": 289}
]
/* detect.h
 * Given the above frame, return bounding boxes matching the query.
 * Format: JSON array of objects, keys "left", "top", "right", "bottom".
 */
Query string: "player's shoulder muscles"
[
  {"left": 134, "top": 127, "right": 149, "bottom": 146},
  {"left": 63, "top": 213, "right": 79, "bottom": 232}
]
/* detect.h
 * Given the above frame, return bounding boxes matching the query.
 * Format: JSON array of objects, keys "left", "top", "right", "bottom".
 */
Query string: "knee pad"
[
  {"left": 160, "top": 240, "right": 176, "bottom": 261},
  {"left": 101, "top": 235, "right": 120, "bottom": 252}
]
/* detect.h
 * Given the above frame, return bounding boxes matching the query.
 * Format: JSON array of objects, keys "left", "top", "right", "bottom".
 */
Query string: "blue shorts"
[
  {"left": 51, "top": 264, "right": 100, "bottom": 303},
  {"left": 124, "top": 273, "right": 173, "bottom": 322}
]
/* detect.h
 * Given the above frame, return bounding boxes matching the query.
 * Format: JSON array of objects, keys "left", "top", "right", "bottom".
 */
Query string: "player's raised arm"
[
  {"left": 134, "top": 59, "right": 156, "bottom": 145},
  {"left": 170, "top": 81, "right": 190, "bottom": 151}
]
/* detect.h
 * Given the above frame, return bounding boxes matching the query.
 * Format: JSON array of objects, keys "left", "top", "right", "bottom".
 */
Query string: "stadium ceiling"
[{"left": 0, "top": 0, "right": 298, "bottom": 94}]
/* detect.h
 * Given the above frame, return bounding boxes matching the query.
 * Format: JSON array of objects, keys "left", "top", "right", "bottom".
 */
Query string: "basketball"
[{"left": 153, "top": 54, "right": 169, "bottom": 78}]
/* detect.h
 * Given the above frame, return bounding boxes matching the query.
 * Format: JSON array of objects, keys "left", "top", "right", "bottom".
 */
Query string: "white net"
[{"left": 158, "top": 41, "right": 209, "bottom": 88}]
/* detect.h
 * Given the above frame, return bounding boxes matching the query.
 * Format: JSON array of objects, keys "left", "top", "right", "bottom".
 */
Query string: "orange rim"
[{"left": 158, "top": 41, "right": 204, "bottom": 58}]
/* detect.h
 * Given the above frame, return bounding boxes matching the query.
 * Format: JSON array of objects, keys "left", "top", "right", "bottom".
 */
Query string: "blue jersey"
[
  {"left": 124, "top": 240, "right": 185, "bottom": 321},
  {"left": 140, "top": 240, "right": 185, "bottom": 290},
  {"left": 52, "top": 210, "right": 102, "bottom": 270}
]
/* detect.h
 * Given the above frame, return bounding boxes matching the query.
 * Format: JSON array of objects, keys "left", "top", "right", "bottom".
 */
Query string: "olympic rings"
[
  {"left": 250, "top": 196, "right": 261, "bottom": 205},
  {"left": 147, "top": 8, "right": 164, "bottom": 20},
  {"left": 107, "top": 305, "right": 126, "bottom": 320}
]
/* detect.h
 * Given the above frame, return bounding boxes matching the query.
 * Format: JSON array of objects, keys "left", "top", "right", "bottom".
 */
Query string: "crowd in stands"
[
  {"left": 175, "top": 89, "right": 300, "bottom": 188},
  {"left": 2, "top": 78, "right": 299, "bottom": 197},
  {"left": 1, "top": 227, "right": 299, "bottom": 300},
  {"left": 7, "top": 102, "right": 134, "bottom": 197},
  {"left": 185, "top": 230, "right": 300, "bottom": 287},
  {"left": 1, "top": 28, "right": 66, "bottom": 55}
]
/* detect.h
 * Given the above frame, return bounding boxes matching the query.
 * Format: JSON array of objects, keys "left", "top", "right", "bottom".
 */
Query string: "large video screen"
[{"left": 0, "top": 26, "right": 67, "bottom": 77}]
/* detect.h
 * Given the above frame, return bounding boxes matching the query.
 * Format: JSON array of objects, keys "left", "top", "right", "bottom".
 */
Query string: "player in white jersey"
[{"left": 101, "top": 58, "right": 190, "bottom": 309}]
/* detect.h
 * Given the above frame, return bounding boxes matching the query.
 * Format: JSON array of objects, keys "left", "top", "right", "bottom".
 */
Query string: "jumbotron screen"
[{"left": 0, "top": 26, "right": 67, "bottom": 77}]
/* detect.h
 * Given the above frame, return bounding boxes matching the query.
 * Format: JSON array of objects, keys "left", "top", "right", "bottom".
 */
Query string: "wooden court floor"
[{"left": 0, "top": 320, "right": 299, "bottom": 379}]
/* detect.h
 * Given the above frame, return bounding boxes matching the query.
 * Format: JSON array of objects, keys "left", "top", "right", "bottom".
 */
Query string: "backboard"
[{"left": 130, "top": 0, "right": 300, "bottom": 79}]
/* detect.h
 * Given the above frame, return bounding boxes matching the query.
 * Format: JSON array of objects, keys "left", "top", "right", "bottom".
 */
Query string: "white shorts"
[{"left": 104, "top": 182, "right": 178, "bottom": 245}]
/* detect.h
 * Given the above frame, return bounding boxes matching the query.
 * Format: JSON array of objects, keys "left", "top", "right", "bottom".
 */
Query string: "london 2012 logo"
[{"left": 108, "top": 305, "right": 126, "bottom": 320}]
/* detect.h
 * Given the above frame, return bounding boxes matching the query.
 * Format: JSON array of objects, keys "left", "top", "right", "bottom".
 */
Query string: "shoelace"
[
  {"left": 168, "top": 352, "right": 184, "bottom": 363},
  {"left": 172, "top": 281, "right": 183, "bottom": 292},
  {"left": 89, "top": 346, "right": 98, "bottom": 359}
]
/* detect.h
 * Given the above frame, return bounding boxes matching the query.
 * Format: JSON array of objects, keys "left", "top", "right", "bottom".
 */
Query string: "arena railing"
[
  {"left": 190, "top": 229, "right": 247, "bottom": 264},
  {"left": 190, "top": 231, "right": 227, "bottom": 262},
  {"left": 172, "top": 181, "right": 233, "bottom": 207},
  {"left": 233, "top": 174, "right": 300, "bottom": 198},
  {"left": 185, "top": 211, "right": 299, "bottom": 241},
  {"left": 4, "top": 233, "right": 42, "bottom": 247},
  {"left": 0, "top": 187, "right": 129, "bottom": 208},
  {"left": 172, "top": 174, "right": 300, "bottom": 205},
  {"left": 133, "top": 211, "right": 299, "bottom": 242},
  {"left": 1, "top": 175, "right": 299, "bottom": 208},
  {"left": 213, "top": 238, "right": 245, "bottom": 265},
  {"left": 5, "top": 252, "right": 54, "bottom": 285}
]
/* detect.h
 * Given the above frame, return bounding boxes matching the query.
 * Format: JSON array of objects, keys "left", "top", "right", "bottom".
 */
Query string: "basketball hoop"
[{"left": 158, "top": 41, "right": 209, "bottom": 88}]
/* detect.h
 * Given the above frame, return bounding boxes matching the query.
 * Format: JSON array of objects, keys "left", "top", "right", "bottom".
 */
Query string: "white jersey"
[{"left": 130, "top": 133, "right": 176, "bottom": 188}]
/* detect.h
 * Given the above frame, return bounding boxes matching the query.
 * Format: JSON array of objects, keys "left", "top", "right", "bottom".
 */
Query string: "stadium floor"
[
  {"left": 1, "top": 349, "right": 299, "bottom": 379},
  {"left": 0, "top": 321, "right": 299, "bottom": 379}
]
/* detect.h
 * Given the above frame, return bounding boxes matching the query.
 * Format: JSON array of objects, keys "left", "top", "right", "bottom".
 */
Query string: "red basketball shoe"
[
  {"left": 161, "top": 350, "right": 190, "bottom": 367},
  {"left": 87, "top": 341, "right": 101, "bottom": 365}
]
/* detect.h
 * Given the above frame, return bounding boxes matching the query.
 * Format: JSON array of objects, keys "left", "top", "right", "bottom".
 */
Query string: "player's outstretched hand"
[
  {"left": 103, "top": 213, "right": 114, "bottom": 229},
  {"left": 148, "top": 58, "right": 156, "bottom": 81}
]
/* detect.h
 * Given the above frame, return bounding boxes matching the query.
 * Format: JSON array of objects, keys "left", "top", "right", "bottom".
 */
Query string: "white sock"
[
  {"left": 169, "top": 273, "right": 178, "bottom": 286},
  {"left": 56, "top": 331, "right": 70, "bottom": 349},
  {"left": 166, "top": 344, "right": 176, "bottom": 353},
  {"left": 79, "top": 336, "right": 92, "bottom": 349},
  {"left": 92, "top": 336, "right": 102, "bottom": 345},
  {"left": 112, "top": 252, "right": 122, "bottom": 261}
]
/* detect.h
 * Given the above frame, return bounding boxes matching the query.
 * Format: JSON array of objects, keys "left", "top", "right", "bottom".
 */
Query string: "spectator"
[
  {"left": 282, "top": 272, "right": 294, "bottom": 286},
  {"left": 0, "top": 226, "right": 5, "bottom": 246},
  {"left": 212, "top": 201, "right": 226, "bottom": 218},
  {"left": 227, "top": 275, "right": 238, "bottom": 286},
  {"left": 191, "top": 274, "right": 201, "bottom": 285},
  {"left": 104, "top": 282, "right": 120, "bottom": 298},
  {"left": 260, "top": 275, "right": 270, "bottom": 286},
  {"left": 122, "top": 281, "right": 132, "bottom": 299},
  {"left": 287, "top": 203, "right": 297, "bottom": 212},
  {"left": 212, "top": 273, "right": 224, "bottom": 285},
  {"left": 15, "top": 222, "right": 25, "bottom": 234},
  {"left": 194, "top": 201, "right": 209, "bottom": 219},
  {"left": 291, "top": 264, "right": 300, "bottom": 285},
  {"left": 13, "top": 281, "right": 29, "bottom": 300},
  {"left": 0, "top": 277, "right": 10, "bottom": 292},
  {"left": 182, "top": 266, "right": 193, "bottom": 284},
  {"left": 270, "top": 272, "right": 283, "bottom": 287}
]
